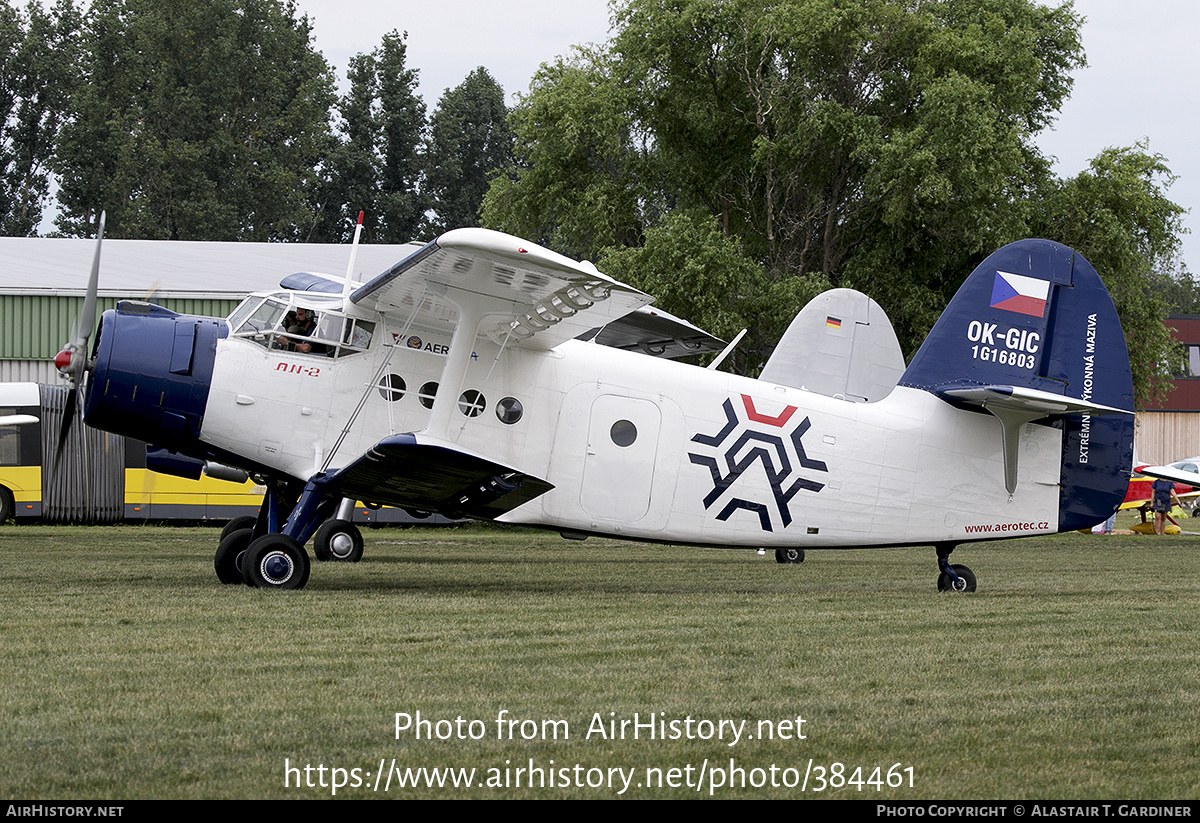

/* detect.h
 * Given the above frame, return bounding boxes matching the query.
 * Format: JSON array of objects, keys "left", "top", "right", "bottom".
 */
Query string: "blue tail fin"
[{"left": 900, "top": 239, "right": 1135, "bottom": 531}]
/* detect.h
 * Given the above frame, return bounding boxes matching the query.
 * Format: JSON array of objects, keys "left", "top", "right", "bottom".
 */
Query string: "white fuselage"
[{"left": 201, "top": 315, "right": 1061, "bottom": 549}]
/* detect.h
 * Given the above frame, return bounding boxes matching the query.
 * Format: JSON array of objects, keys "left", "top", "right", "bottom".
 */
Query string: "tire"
[
  {"left": 775, "top": 548, "right": 804, "bottom": 564},
  {"left": 214, "top": 528, "right": 253, "bottom": 585},
  {"left": 242, "top": 534, "right": 310, "bottom": 590},
  {"left": 313, "top": 519, "right": 364, "bottom": 563},
  {"left": 937, "top": 564, "right": 977, "bottom": 593},
  {"left": 0, "top": 486, "right": 13, "bottom": 524},
  {"left": 220, "top": 515, "right": 257, "bottom": 542}
]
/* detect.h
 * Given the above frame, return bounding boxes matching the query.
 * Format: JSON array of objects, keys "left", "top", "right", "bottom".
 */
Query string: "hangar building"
[{"left": 0, "top": 237, "right": 421, "bottom": 384}]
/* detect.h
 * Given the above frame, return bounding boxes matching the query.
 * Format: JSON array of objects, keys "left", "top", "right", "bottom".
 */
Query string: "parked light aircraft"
[
  {"left": 56, "top": 227, "right": 1136, "bottom": 591},
  {"left": 1128, "top": 458, "right": 1200, "bottom": 525}
]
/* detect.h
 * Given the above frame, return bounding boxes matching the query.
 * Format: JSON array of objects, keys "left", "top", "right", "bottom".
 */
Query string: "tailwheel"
[
  {"left": 775, "top": 548, "right": 804, "bottom": 564},
  {"left": 937, "top": 564, "right": 976, "bottom": 592},
  {"left": 313, "top": 519, "right": 364, "bottom": 562},
  {"left": 242, "top": 534, "right": 310, "bottom": 590},
  {"left": 935, "top": 543, "right": 976, "bottom": 592},
  {"left": 214, "top": 528, "right": 253, "bottom": 585}
]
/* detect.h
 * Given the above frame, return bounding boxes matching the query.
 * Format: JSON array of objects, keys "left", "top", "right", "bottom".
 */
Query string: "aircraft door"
[{"left": 580, "top": 395, "right": 661, "bottom": 522}]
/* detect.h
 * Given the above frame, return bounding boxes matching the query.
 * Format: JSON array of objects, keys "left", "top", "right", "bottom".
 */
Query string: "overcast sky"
[{"left": 295, "top": 0, "right": 1197, "bottom": 272}]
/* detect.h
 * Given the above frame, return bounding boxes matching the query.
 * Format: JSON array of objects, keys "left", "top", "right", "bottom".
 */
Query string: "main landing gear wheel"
[
  {"left": 313, "top": 519, "right": 364, "bottom": 562},
  {"left": 242, "top": 534, "right": 310, "bottom": 590},
  {"left": 937, "top": 564, "right": 976, "bottom": 592},
  {"left": 775, "top": 548, "right": 805, "bottom": 564},
  {"left": 214, "top": 528, "right": 253, "bottom": 585},
  {"left": 220, "top": 515, "right": 257, "bottom": 542}
]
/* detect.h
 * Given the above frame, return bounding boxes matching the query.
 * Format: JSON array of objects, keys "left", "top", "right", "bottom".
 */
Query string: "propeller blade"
[
  {"left": 53, "top": 210, "right": 105, "bottom": 470},
  {"left": 75, "top": 211, "right": 104, "bottom": 348}
]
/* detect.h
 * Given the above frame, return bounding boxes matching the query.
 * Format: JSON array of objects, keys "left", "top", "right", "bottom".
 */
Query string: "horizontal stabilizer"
[
  {"left": 323, "top": 434, "right": 554, "bottom": 520},
  {"left": 937, "top": 385, "right": 1134, "bottom": 418}
]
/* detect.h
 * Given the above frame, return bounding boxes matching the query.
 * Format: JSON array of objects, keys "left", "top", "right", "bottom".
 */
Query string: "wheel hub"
[
  {"left": 330, "top": 533, "right": 354, "bottom": 558},
  {"left": 260, "top": 551, "right": 294, "bottom": 584}
]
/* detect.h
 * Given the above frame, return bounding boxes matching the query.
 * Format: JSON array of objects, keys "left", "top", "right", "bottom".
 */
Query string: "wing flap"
[{"left": 324, "top": 434, "right": 554, "bottom": 519}]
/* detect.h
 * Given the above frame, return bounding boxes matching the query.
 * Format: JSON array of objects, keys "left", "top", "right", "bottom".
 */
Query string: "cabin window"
[
  {"left": 378, "top": 374, "right": 406, "bottom": 401},
  {"left": 496, "top": 397, "right": 523, "bottom": 425},
  {"left": 610, "top": 419, "right": 638, "bottom": 447}
]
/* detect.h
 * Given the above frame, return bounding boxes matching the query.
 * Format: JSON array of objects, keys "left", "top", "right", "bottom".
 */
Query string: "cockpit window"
[
  {"left": 228, "top": 296, "right": 374, "bottom": 358},
  {"left": 232, "top": 298, "right": 289, "bottom": 341}
]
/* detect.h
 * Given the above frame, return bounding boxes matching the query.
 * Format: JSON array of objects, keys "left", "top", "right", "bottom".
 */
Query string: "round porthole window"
[
  {"left": 610, "top": 419, "right": 637, "bottom": 447},
  {"left": 458, "top": 389, "right": 486, "bottom": 417},
  {"left": 418, "top": 382, "right": 438, "bottom": 410},
  {"left": 377, "top": 374, "right": 406, "bottom": 401},
  {"left": 496, "top": 396, "right": 523, "bottom": 425}
]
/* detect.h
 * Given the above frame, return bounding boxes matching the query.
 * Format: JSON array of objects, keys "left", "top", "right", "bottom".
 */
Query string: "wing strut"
[{"left": 425, "top": 293, "right": 490, "bottom": 441}]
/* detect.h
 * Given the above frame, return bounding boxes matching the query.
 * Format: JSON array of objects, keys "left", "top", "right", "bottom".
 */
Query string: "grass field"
[{"left": 1, "top": 517, "right": 1198, "bottom": 799}]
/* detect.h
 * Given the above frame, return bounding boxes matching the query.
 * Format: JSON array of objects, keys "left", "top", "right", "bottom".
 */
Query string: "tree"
[
  {"left": 308, "top": 50, "right": 382, "bottom": 242},
  {"left": 1030, "top": 143, "right": 1189, "bottom": 405},
  {"left": 485, "top": 0, "right": 1188, "bottom": 403},
  {"left": 374, "top": 29, "right": 428, "bottom": 243},
  {"left": 481, "top": 47, "right": 655, "bottom": 261},
  {"left": 310, "top": 29, "right": 427, "bottom": 244},
  {"left": 424, "top": 67, "right": 514, "bottom": 236},
  {"left": 600, "top": 210, "right": 828, "bottom": 370},
  {"left": 54, "top": 0, "right": 336, "bottom": 241},
  {"left": 0, "top": 0, "right": 81, "bottom": 236}
]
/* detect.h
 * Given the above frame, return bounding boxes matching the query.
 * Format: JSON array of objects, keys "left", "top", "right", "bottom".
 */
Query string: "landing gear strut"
[
  {"left": 210, "top": 477, "right": 338, "bottom": 590},
  {"left": 935, "top": 544, "right": 976, "bottom": 592}
]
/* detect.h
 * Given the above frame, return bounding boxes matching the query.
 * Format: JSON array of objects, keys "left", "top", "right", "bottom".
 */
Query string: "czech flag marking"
[{"left": 990, "top": 271, "right": 1049, "bottom": 318}]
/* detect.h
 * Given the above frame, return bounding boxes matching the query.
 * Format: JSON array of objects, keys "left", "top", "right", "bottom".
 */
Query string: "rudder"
[{"left": 900, "top": 239, "right": 1134, "bottom": 531}]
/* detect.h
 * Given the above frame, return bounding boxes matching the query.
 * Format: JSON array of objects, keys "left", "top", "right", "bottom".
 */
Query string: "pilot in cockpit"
[{"left": 277, "top": 306, "right": 319, "bottom": 353}]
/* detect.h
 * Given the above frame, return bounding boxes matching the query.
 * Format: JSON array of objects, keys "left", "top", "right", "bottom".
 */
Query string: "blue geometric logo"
[{"left": 687, "top": 395, "right": 827, "bottom": 532}]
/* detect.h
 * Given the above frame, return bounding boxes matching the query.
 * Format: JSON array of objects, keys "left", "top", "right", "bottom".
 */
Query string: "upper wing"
[
  {"left": 351, "top": 228, "right": 653, "bottom": 350},
  {"left": 1134, "top": 463, "right": 1200, "bottom": 488}
]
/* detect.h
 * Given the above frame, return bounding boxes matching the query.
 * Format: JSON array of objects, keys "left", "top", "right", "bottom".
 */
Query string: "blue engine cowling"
[{"left": 84, "top": 301, "right": 223, "bottom": 453}]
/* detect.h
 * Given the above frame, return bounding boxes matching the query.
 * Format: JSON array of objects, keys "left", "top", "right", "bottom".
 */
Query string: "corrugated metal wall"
[
  {"left": 0, "top": 296, "right": 236, "bottom": 362},
  {"left": 38, "top": 384, "right": 125, "bottom": 524}
]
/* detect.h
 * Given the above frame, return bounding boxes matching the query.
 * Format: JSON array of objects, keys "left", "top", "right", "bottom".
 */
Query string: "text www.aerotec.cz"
[
  {"left": 963, "top": 521, "right": 1050, "bottom": 534},
  {"left": 284, "top": 758, "right": 915, "bottom": 796}
]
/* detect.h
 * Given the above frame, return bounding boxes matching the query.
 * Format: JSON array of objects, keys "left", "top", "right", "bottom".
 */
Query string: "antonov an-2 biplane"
[{"left": 56, "top": 226, "right": 1135, "bottom": 591}]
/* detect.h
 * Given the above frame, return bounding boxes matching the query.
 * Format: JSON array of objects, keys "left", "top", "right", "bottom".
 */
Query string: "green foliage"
[
  {"left": 600, "top": 210, "right": 828, "bottom": 371},
  {"left": 423, "top": 68, "right": 514, "bottom": 236},
  {"left": 375, "top": 30, "right": 428, "bottom": 243},
  {"left": 1030, "top": 143, "right": 1189, "bottom": 406},
  {"left": 0, "top": 0, "right": 80, "bottom": 236},
  {"left": 310, "top": 30, "right": 427, "bottom": 243},
  {"left": 54, "top": 0, "right": 336, "bottom": 241},
  {"left": 481, "top": 47, "right": 655, "bottom": 261},
  {"left": 484, "top": 0, "right": 1187, "bottom": 404}
]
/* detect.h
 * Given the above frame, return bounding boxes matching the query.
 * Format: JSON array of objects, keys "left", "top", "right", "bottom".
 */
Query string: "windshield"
[{"left": 228, "top": 295, "right": 374, "bottom": 358}]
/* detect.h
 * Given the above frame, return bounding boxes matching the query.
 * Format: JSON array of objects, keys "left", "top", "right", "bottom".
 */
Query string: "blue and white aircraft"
[{"left": 57, "top": 228, "right": 1135, "bottom": 591}]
